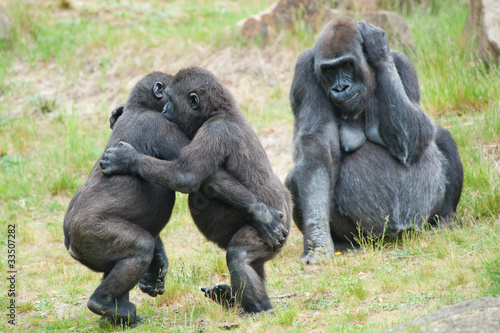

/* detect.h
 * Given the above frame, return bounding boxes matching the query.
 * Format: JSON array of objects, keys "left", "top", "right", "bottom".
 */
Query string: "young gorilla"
[
  {"left": 64, "top": 72, "right": 287, "bottom": 326},
  {"left": 100, "top": 67, "right": 292, "bottom": 314},
  {"left": 286, "top": 20, "right": 463, "bottom": 264}
]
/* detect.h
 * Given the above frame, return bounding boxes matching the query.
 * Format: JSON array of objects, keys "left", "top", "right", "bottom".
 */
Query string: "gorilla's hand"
[
  {"left": 109, "top": 104, "right": 124, "bottom": 130},
  {"left": 248, "top": 202, "right": 288, "bottom": 252},
  {"left": 101, "top": 141, "right": 140, "bottom": 176},
  {"left": 357, "top": 20, "right": 391, "bottom": 68}
]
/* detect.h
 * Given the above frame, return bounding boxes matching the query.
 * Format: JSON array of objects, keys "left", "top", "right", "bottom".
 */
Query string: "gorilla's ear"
[
  {"left": 189, "top": 93, "right": 199, "bottom": 109},
  {"left": 153, "top": 82, "right": 164, "bottom": 99}
]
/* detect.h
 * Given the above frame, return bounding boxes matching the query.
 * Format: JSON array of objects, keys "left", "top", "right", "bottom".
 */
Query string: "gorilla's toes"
[
  {"left": 139, "top": 279, "right": 159, "bottom": 297},
  {"left": 201, "top": 284, "right": 235, "bottom": 307},
  {"left": 139, "top": 272, "right": 165, "bottom": 297},
  {"left": 139, "top": 283, "right": 156, "bottom": 297}
]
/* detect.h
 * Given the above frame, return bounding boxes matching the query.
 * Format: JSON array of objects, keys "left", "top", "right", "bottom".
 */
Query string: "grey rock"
[
  {"left": 237, "top": 0, "right": 414, "bottom": 50},
  {"left": 385, "top": 296, "right": 500, "bottom": 333},
  {"left": 465, "top": 0, "right": 500, "bottom": 63}
]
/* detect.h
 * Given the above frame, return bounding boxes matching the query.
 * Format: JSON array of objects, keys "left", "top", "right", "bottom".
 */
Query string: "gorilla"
[
  {"left": 64, "top": 72, "right": 287, "bottom": 326},
  {"left": 285, "top": 19, "right": 464, "bottom": 264},
  {"left": 100, "top": 67, "right": 292, "bottom": 314}
]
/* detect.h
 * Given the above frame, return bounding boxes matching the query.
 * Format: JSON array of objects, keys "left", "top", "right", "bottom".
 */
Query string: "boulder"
[
  {"left": 363, "top": 10, "right": 415, "bottom": 49},
  {"left": 238, "top": 0, "right": 324, "bottom": 38},
  {"left": 238, "top": 0, "right": 414, "bottom": 50},
  {"left": 465, "top": 0, "right": 500, "bottom": 63},
  {"left": 385, "top": 297, "right": 500, "bottom": 333}
]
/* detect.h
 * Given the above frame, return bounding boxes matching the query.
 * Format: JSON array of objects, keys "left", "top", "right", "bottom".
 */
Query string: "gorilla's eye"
[
  {"left": 189, "top": 93, "right": 199, "bottom": 109},
  {"left": 153, "top": 82, "right": 164, "bottom": 99},
  {"left": 343, "top": 62, "right": 352, "bottom": 70}
]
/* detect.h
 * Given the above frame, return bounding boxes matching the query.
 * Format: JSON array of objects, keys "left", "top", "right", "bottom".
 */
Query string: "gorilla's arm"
[
  {"left": 285, "top": 49, "right": 340, "bottom": 262},
  {"left": 358, "top": 21, "right": 435, "bottom": 166},
  {"left": 100, "top": 134, "right": 287, "bottom": 251},
  {"left": 204, "top": 170, "right": 286, "bottom": 249},
  {"left": 107, "top": 104, "right": 285, "bottom": 244}
]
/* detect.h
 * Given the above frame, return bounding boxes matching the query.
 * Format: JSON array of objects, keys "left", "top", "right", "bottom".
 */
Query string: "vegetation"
[{"left": 0, "top": 0, "right": 498, "bottom": 332}]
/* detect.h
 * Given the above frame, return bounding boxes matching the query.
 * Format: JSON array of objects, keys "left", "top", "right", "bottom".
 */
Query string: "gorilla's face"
[
  {"left": 314, "top": 21, "right": 375, "bottom": 118},
  {"left": 161, "top": 89, "right": 202, "bottom": 139},
  {"left": 161, "top": 67, "right": 218, "bottom": 139}
]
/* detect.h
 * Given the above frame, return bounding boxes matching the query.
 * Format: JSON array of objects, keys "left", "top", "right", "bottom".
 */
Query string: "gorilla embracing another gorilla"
[
  {"left": 64, "top": 71, "right": 290, "bottom": 326},
  {"left": 100, "top": 67, "right": 292, "bottom": 315},
  {"left": 285, "top": 20, "right": 463, "bottom": 264}
]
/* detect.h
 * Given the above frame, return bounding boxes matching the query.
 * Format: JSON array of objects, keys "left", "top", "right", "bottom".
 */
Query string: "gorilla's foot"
[
  {"left": 139, "top": 271, "right": 165, "bottom": 297},
  {"left": 201, "top": 284, "right": 236, "bottom": 308},
  {"left": 88, "top": 296, "right": 140, "bottom": 328},
  {"left": 99, "top": 314, "right": 145, "bottom": 329}
]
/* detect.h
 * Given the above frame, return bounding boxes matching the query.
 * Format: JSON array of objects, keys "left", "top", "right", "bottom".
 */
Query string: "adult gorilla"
[{"left": 285, "top": 19, "right": 463, "bottom": 264}]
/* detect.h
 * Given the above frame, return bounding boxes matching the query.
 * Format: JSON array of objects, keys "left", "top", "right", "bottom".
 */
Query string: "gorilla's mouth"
[{"left": 340, "top": 92, "right": 359, "bottom": 104}]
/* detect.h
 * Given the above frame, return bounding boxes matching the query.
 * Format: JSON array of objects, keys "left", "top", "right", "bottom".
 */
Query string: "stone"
[
  {"left": 237, "top": 0, "right": 324, "bottom": 39},
  {"left": 363, "top": 10, "right": 415, "bottom": 50},
  {"left": 465, "top": 0, "right": 500, "bottom": 63},
  {"left": 385, "top": 296, "right": 500, "bottom": 333},
  {"left": 237, "top": 0, "right": 415, "bottom": 50}
]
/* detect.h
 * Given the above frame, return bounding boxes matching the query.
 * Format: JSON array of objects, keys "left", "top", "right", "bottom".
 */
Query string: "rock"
[
  {"left": 465, "top": 0, "right": 500, "bottom": 63},
  {"left": 0, "top": 3, "right": 11, "bottom": 45},
  {"left": 363, "top": 10, "right": 415, "bottom": 50},
  {"left": 385, "top": 296, "right": 500, "bottom": 333},
  {"left": 238, "top": 0, "right": 414, "bottom": 50},
  {"left": 321, "top": 9, "right": 415, "bottom": 50},
  {"left": 239, "top": 16, "right": 269, "bottom": 39},
  {"left": 238, "top": 0, "right": 324, "bottom": 39}
]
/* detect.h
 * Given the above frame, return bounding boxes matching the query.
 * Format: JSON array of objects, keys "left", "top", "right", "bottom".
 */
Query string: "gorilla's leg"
[
  {"left": 202, "top": 226, "right": 274, "bottom": 314},
  {"left": 434, "top": 126, "right": 464, "bottom": 224},
  {"left": 329, "top": 209, "right": 362, "bottom": 248},
  {"left": 139, "top": 236, "right": 168, "bottom": 297},
  {"left": 336, "top": 142, "right": 447, "bottom": 237},
  {"left": 228, "top": 226, "right": 273, "bottom": 313},
  {"left": 202, "top": 171, "right": 288, "bottom": 251},
  {"left": 84, "top": 219, "right": 155, "bottom": 327}
]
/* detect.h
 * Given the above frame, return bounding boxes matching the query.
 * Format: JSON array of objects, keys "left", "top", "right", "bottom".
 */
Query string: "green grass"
[
  {"left": 0, "top": 0, "right": 499, "bottom": 332},
  {"left": 407, "top": 1, "right": 500, "bottom": 115}
]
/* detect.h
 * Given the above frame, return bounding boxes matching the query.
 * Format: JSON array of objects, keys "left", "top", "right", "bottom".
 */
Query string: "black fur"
[
  {"left": 64, "top": 72, "right": 287, "bottom": 326},
  {"left": 100, "top": 67, "right": 292, "bottom": 314},
  {"left": 285, "top": 19, "right": 463, "bottom": 264}
]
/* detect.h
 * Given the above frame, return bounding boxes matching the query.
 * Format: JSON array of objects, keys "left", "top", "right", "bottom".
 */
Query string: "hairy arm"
[
  {"left": 358, "top": 21, "right": 435, "bottom": 166},
  {"left": 101, "top": 120, "right": 288, "bottom": 250},
  {"left": 286, "top": 49, "right": 340, "bottom": 261},
  {"left": 101, "top": 121, "right": 226, "bottom": 193}
]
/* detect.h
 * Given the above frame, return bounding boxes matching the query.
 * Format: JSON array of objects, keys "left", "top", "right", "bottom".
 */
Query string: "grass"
[{"left": 0, "top": 0, "right": 499, "bottom": 332}]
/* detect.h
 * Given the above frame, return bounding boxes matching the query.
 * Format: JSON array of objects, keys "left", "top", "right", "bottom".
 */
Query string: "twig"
[{"left": 271, "top": 292, "right": 298, "bottom": 299}]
